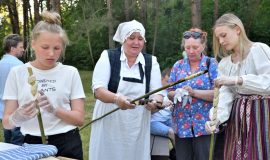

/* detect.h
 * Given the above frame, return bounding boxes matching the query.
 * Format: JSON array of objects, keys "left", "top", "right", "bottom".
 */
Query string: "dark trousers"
[
  {"left": 4, "top": 127, "right": 24, "bottom": 145},
  {"left": 24, "top": 128, "right": 83, "bottom": 160},
  {"left": 214, "top": 131, "right": 225, "bottom": 160},
  {"left": 175, "top": 135, "right": 211, "bottom": 160}
]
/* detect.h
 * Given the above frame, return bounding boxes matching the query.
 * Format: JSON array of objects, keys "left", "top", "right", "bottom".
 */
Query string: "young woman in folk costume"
[{"left": 206, "top": 13, "right": 270, "bottom": 160}]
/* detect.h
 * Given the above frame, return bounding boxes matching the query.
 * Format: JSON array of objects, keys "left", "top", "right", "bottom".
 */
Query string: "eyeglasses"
[{"left": 183, "top": 31, "right": 202, "bottom": 39}]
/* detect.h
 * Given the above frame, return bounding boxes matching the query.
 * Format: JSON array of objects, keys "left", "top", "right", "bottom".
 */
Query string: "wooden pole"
[{"left": 79, "top": 69, "right": 208, "bottom": 131}]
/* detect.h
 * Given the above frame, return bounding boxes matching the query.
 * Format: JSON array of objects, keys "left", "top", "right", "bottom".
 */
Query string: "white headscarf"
[{"left": 113, "top": 20, "right": 146, "bottom": 44}]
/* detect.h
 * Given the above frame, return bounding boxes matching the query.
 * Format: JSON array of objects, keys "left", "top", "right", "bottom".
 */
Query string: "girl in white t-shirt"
[{"left": 2, "top": 11, "right": 85, "bottom": 160}]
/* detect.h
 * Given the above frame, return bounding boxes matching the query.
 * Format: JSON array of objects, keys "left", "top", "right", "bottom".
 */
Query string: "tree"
[
  {"left": 34, "top": 0, "right": 41, "bottom": 24},
  {"left": 124, "top": 0, "right": 131, "bottom": 21},
  {"left": 22, "top": 0, "right": 30, "bottom": 61},
  {"left": 107, "top": 0, "right": 115, "bottom": 48},
  {"left": 213, "top": 0, "right": 218, "bottom": 22},
  {"left": 245, "top": 0, "right": 261, "bottom": 35},
  {"left": 140, "top": 0, "right": 147, "bottom": 27},
  {"left": 50, "top": 0, "right": 60, "bottom": 13},
  {"left": 191, "top": 0, "right": 201, "bottom": 28},
  {"left": 4, "top": 0, "right": 20, "bottom": 34},
  {"left": 80, "top": 0, "right": 95, "bottom": 68},
  {"left": 46, "top": 0, "right": 51, "bottom": 10},
  {"left": 152, "top": 0, "right": 160, "bottom": 56}
]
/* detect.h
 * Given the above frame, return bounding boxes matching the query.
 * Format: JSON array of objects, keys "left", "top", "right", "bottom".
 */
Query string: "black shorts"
[{"left": 25, "top": 128, "right": 83, "bottom": 160}]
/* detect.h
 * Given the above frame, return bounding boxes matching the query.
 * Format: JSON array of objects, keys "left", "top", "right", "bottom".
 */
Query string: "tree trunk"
[
  {"left": 213, "top": 0, "right": 218, "bottom": 23},
  {"left": 107, "top": 0, "right": 115, "bottom": 48},
  {"left": 140, "top": 0, "right": 147, "bottom": 51},
  {"left": 22, "top": 0, "right": 30, "bottom": 61},
  {"left": 28, "top": 2, "right": 34, "bottom": 27},
  {"left": 5, "top": 0, "right": 20, "bottom": 34},
  {"left": 124, "top": 0, "right": 130, "bottom": 21},
  {"left": 140, "top": 0, "right": 147, "bottom": 27},
  {"left": 46, "top": 0, "right": 51, "bottom": 11},
  {"left": 81, "top": 0, "right": 95, "bottom": 69},
  {"left": 246, "top": 0, "right": 261, "bottom": 34},
  {"left": 190, "top": 0, "right": 201, "bottom": 28},
  {"left": 34, "top": 0, "right": 41, "bottom": 24},
  {"left": 152, "top": 0, "right": 160, "bottom": 56},
  {"left": 50, "top": 0, "right": 60, "bottom": 13}
]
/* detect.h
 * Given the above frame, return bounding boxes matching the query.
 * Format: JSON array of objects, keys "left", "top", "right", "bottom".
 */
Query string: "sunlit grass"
[
  {"left": 79, "top": 70, "right": 94, "bottom": 160},
  {"left": 0, "top": 70, "right": 95, "bottom": 160}
]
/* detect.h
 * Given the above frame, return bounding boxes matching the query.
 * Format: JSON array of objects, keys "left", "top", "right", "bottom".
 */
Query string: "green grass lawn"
[{"left": 0, "top": 70, "right": 94, "bottom": 160}]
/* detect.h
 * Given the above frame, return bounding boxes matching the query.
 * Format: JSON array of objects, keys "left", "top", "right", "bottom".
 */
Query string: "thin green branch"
[{"left": 28, "top": 67, "right": 46, "bottom": 144}]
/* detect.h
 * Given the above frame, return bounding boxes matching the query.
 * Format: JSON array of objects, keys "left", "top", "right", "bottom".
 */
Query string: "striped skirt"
[{"left": 224, "top": 94, "right": 270, "bottom": 160}]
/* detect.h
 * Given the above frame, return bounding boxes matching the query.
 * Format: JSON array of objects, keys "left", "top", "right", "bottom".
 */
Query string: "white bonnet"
[{"left": 113, "top": 20, "right": 146, "bottom": 44}]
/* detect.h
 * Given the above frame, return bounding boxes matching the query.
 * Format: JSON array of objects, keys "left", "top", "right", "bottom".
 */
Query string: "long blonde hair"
[
  {"left": 31, "top": 11, "right": 69, "bottom": 59},
  {"left": 212, "top": 13, "right": 252, "bottom": 59}
]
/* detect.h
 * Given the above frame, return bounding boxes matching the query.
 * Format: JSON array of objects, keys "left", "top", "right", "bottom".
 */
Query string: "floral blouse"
[{"left": 168, "top": 54, "right": 218, "bottom": 138}]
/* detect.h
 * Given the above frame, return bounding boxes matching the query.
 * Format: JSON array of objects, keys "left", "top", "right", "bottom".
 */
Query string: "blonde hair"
[
  {"left": 212, "top": 13, "right": 251, "bottom": 58},
  {"left": 181, "top": 28, "right": 208, "bottom": 53},
  {"left": 31, "top": 11, "right": 69, "bottom": 58}
]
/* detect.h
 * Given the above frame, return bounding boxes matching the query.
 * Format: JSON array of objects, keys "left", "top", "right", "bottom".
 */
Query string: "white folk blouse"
[{"left": 211, "top": 42, "right": 270, "bottom": 123}]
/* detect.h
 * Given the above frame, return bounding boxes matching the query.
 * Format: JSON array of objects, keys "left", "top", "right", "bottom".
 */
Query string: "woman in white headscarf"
[{"left": 89, "top": 20, "right": 164, "bottom": 160}]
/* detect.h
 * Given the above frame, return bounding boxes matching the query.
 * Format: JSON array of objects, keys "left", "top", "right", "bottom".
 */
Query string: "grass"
[{"left": 0, "top": 70, "right": 95, "bottom": 160}]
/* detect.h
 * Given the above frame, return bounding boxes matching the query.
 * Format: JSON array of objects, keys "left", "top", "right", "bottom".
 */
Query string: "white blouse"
[
  {"left": 214, "top": 42, "right": 270, "bottom": 123},
  {"left": 92, "top": 47, "right": 163, "bottom": 95}
]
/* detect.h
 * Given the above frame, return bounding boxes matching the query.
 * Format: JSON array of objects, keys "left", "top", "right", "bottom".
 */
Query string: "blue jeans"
[
  {"left": 4, "top": 127, "right": 24, "bottom": 145},
  {"left": 151, "top": 118, "right": 173, "bottom": 137}
]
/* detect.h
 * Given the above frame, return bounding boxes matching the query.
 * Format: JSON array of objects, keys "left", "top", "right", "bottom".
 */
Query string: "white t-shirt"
[
  {"left": 3, "top": 62, "right": 85, "bottom": 136},
  {"left": 211, "top": 42, "right": 270, "bottom": 123}
]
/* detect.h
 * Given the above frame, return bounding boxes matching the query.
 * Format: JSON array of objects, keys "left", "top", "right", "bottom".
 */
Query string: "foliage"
[{"left": 0, "top": 0, "right": 270, "bottom": 69}]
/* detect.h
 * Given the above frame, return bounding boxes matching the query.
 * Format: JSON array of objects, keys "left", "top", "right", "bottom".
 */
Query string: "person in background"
[
  {"left": 151, "top": 67, "right": 175, "bottom": 145},
  {"left": 89, "top": 20, "right": 164, "bottom": 160},
  {"left": 0, "top": 34, "right": 25, "bottom": 145},
  {"left": 167, "top": 28, "right": 218, "bottom": 160},
  {"left": 205, "top": 13, "right": 270, "bottom": 160},
  {"left": 2, "top": 11, "right": 85, "bottom": 160}
]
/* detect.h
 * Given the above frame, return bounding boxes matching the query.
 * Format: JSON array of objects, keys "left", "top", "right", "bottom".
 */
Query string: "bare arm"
[
  {"left": 3, "top": 100, "right": 19, "bottom": 129},
  {"left": 191, "top": 89, "right": 214, "bottom": 102},
  {"left": 168, "top": 87, "right": 214, "bottom": 102},
  {"left": 94, "top": 87, "right": 117, "bottom": 103},
  {"left": 183, "top": 85, "right": 214, "bottom": 102},
  {"left": 55, "top": 98, "right": 85, "bottom": 127}
]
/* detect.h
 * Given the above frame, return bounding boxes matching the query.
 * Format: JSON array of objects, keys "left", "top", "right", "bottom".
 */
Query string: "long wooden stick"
[
  {"left": 209, "top": 88, "right": 219, "bottom": 160},
  {"left": 79, "top": 69, "right": 208, "bottom": 131},
  {"left": 27, "top": 67, "right": 46, "bottom": 144}
]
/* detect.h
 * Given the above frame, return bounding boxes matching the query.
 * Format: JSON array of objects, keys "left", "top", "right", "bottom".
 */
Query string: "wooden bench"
[{"left": 150, "top": 134, "right": 170, "bottom": 160}]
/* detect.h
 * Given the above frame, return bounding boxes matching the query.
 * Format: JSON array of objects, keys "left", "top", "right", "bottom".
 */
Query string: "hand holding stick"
[
  {"left": 79, "top": 69, "right": 208, "bottom": 131},
  {"left": 27, "top": 67, "right": 46, "bottom": 144}
]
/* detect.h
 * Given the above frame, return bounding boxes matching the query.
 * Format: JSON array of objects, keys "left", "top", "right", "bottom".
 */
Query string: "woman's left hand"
[
  {"left": 37, "top": 91, "right": 56, "bottom": 114},
  {"left": 182, "top": 85, "right": 195, "bottom": 97}
]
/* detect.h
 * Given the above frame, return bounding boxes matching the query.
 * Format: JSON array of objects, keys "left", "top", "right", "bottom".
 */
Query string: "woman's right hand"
[
  {"left": 205, "top": 120, "right": 220, "bottom": 133},
  {"left": 9, "top": 101, "right": 37, "bottom": 127},
  {"left": 115, "top": 95, "right": 136, "bottom": 110}
]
